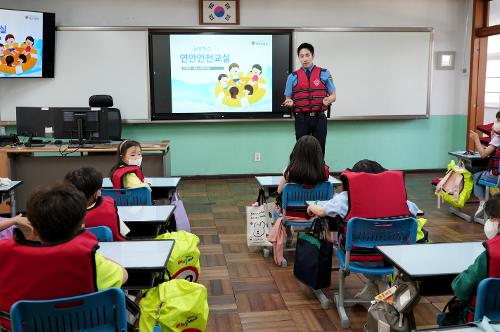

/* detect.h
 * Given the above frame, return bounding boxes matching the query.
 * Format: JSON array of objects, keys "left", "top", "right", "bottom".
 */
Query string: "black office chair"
[
  {"left": 89, "top": 95, "right": 113, "bottom": 108},
  {"left": 88, "top": 95, "right": 122, "bottom": 141}
]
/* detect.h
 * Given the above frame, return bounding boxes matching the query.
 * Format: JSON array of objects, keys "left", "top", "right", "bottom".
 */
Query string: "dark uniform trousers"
[{"left": 294, "top": 112, "right": 327, "bottom": 156}]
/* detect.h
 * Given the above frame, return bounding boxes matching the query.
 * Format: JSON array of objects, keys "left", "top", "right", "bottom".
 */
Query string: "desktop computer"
[{"left": 16, "top": 107, "right": 122, "bottom": 147}]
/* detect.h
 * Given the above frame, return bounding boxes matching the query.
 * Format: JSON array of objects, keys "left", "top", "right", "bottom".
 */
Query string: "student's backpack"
[
  {"left": 156, "top": 231, "right": 201, "bottom": 282},
  {"left": 365, "top": 302, "right": 411, "bottom": 332},
  {"left": 435, "top": 160, "right": 473, "bottom": 209},
  {"left": 139, "top": 279, "right": 209, "bottom": 332},
  {"left": 365, "top": 277, "right": 420, "bottom": 332}
]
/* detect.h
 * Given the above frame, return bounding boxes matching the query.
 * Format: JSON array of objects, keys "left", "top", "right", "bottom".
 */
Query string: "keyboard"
[{"left": 68, "top": 144, "right": 95, "bottom": 149}]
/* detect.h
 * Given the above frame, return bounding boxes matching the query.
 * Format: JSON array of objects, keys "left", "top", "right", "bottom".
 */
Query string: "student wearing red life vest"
[
  {"left": 0, "top": 184, "right": 128, "bottom": 330},
  {"left": 109, "top": 140, "right": 150, "bottom": 190},
  {"left": 307, "top": 159, "right": 420, "bottom": 300},
  {"left": 283, "top": 43, "right": 337, "bottom": 156},
  {"left": 469, "top": 116, "right": 500, "bottom": 217},
  {"left": 452, "top": 193, "right": 500, "bottom": 323},
  {"left": 65, "top": 167, "right": 129, "bottom": 241}
]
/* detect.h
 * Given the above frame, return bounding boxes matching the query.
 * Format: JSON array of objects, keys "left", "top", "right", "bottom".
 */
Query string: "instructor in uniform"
[{"left": 283, "top": 42, "right": 336, "bottom": 156}]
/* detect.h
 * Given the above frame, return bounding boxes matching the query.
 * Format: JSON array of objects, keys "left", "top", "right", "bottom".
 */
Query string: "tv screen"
[
  {"left": 0, "top": 8, "right": 55, "bottom": 78},
  {"left": 149, "top": 30, "right": 292, "bottom": 120}
]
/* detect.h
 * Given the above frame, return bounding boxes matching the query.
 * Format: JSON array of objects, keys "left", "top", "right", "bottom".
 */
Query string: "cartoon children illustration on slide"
[
  {"left": 228, "top": 63, "right": 241, "bottom": 84},
  {"left": 5, "top": 34, "right": 18, "bottom": 54},
  {"left": 214, "top": 63, "right": 268, "bottom": 108},
  {"left": 0, "top": 34, "right": 39, "bottom": 75}
]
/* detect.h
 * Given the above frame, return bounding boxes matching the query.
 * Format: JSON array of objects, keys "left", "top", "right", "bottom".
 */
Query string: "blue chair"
[
  {"left": 10, "top": 288, "right": 127, "bottom": 332},
  {"left": 280, "top": 182, "right": 334, "bottom": 267},
  {"left": 101, "top": 187, "right": 152, "bottom": 206},
  {"left": 86, "top": 226, "right": 113, "bottom": 242},
  {"left": 475, "top": 277, "right": 500, "bottom": 321},
  {"left": 335, "top": 216, "right": 418, "bottom": 328}
]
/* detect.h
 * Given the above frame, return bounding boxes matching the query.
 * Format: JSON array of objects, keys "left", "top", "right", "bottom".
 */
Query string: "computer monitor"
[
  {"left": 52, "top": 108, "right": 121, "bottom": 143},
  {"left": 16, "top": 107, "right": 54, "bottom": 138}
]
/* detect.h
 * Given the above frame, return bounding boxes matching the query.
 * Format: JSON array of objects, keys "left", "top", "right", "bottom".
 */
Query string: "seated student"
[
  {"left": 0, "top": 214, "right": 32, "bottom": 240},
  {"left": 65, "top": 166, "right": 129, "bottom": 241},
  {"left": 307, "top": 159, "right": 420, "bottom": 300},
  {"left": 277, "top": 135, "right": 329, "bottom": 194},
  {"left": 469, "top": 121, "right": 500, "bottom": 217},
  {"left": 451, "top": 193, "right": 500, "bottom": 322},
  {"left": 109, "top": 140, "right": 150, "bottom": 190},
  {"left": 0, "top": 184, "right": 128, "bottom": 330},
  {"left": 276, "top": 135, "right": 330, "bottom": 218}
]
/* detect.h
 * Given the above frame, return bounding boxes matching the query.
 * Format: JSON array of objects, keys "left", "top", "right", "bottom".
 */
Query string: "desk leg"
[
  {"left": 449, "top": 206, "right": 472, "bottom": 222},
  {"left": 474, "top": 215, "right": 486, "bottom": 225},
  {"left": 9, "top": 190, "right": 15, "bottom": 217}
]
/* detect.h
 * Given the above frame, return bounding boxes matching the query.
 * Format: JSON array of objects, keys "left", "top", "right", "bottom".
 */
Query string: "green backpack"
[
  {"left": 156, "top": 231, "right": 201, "bottom": 282},
  {"left": 139, "top": 279, "right": 209, "bottom": 332},
  {"left": 435, "top": 160, "right": 473, "bottom": 209}
]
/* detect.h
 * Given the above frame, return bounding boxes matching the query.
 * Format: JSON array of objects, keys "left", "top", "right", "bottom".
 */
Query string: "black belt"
[{"left": 295, "top": 111, "right": 324, "bottom": 117}]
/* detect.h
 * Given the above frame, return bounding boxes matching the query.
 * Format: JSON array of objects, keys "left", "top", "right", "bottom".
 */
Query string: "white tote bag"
[{"left": 246, "top": 189, "right": 275, "bottom": 246}]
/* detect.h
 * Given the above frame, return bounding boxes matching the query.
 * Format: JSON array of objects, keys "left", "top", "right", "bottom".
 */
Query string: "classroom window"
[
  {"left": 489, "top": 0, "right": 500, "bottom": 26},
  {"left": 485, "top": 37, "right": 500, "bottom": 109}
]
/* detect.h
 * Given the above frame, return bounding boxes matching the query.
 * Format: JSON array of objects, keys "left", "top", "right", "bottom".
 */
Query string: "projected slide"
[
  {"left": 170, "top": 34, "right": 272, "bottom": 113},
  {"left": 0, "top": 9, "right": 44, "bottom": 77}
]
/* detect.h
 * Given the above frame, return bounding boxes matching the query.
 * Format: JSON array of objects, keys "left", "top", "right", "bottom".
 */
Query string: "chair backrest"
[
  {"left": 282, "top": 182, "right": 334, "bottom": 211},
  {"left": 101, "top": 187, "right": 152, "bottom": 206},
  {"left": 10, "top": 288, "right": 127, "bottom": 332},
  {"left": 475, "top": 278, "right": 500, "bottom": 321},
  {"left": 86, "top": 226, "right": 113, "bottom": 242},
  {"left": 344, "top": 217, "right": 418, "bottom": 251}
]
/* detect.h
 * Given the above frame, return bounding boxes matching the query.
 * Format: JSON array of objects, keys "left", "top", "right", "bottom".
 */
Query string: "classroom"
[{"left": 0, "top": 0, "right": 499, "bottom": 331}]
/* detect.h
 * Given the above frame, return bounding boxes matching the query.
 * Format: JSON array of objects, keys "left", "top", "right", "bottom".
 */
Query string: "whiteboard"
[
  {"left": 0, "top": 29, "right": 150, "bottom": 121},
  {"left": 295, "top": 30, "right": 432, "bottom": 119}
]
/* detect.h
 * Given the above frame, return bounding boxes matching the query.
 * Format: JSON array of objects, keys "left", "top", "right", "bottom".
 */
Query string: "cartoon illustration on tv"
[
  {"left": 215, "top": 62, "right": 268, "bottom": 108},
  {"left": 0, "top": 34, "right": 39, "bottom": 75}
]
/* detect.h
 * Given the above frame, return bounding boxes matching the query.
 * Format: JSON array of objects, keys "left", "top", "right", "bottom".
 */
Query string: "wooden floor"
[{"left": 177, "top": 173, "right": 485, "bottom": 332}]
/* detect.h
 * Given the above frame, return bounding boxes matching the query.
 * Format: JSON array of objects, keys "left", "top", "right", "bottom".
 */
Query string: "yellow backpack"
[
  {"left": 139, "top": 279, "right": 209, "bottom": 332},
  {"left": 156, "top": 231, "right": 201, "bottom": 282},
  {"left": 435, "top": 160, "right": 473, "bottom": 209}
]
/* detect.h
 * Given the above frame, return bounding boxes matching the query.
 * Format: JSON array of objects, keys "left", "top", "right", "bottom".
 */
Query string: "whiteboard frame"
[{"left": 2, "top": 26, "right": 433, "bottom": 124}]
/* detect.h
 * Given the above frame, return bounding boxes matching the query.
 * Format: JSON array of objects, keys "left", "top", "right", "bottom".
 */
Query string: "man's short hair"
[
  {"left": 64, "top": 167, "right": 103, "bottom": 200},
  {"left": 27, "top": 184, "right": 87, "bottom": 243},
  {"left": 297, "top": 42, "right": 314, "bottom": 56}
]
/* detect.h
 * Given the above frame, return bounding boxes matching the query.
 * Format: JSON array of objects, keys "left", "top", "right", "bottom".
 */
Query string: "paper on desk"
[{"left": 0, "top": 178, "right": 12, "bottom": 186}]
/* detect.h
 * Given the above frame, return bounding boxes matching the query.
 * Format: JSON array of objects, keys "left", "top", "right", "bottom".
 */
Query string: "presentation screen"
[
  {"left": 149, "top": 30, "right": 292, "bottom": 120},
  {"left": 0, "top": 8, "right": 55, "bottom": 78}
]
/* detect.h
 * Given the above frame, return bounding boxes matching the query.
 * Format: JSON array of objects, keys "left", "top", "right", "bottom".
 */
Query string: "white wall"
[{"left": 1, "top": 0, "right": 471, "bottom": 117}]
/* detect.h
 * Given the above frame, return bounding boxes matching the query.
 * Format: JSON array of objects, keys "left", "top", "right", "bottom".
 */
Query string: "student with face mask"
[
  {"left": 109, "top": 140, "right": 150, "bottom": 190},
  {"left": 469, "top": 111, "right": 500, "bottom": 217},
  {"left": 451, "top": 193, "right": 500, "bottom": 322}
]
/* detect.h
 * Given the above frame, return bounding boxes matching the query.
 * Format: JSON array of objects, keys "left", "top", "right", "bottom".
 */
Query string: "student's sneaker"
[
  {"left": 354, "top": 280, "right": 379, "bottom": 301},
  {"left": 475, "top": 200, "right": 486, "bottom": 217}
]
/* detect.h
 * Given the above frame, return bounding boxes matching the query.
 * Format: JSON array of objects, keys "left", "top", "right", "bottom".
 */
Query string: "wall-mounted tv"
[
  {"left": 149, "top": 29, "right": 292, "bottom": 120},
  {"left": 0, "top": 8, "right": 55, "bottom": 78}
]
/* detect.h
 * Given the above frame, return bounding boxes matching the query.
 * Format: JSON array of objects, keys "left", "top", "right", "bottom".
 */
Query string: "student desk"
[
  {"left": 103, "top": 176, "right": 181, "bottom": 201},
  {"left": 0, "top": 181, "right": 22, "bottom": 216},
  {"left": 255, "top": 175, "right": 342, "bottom": 198},
  {"left": 98, "top": 239, "right": 174, "bottom": 289},
  {"left": 448, "top": 151, "right": 488, "bottom": 174},
  {"left": 377, "top": 242, "right": 485, "bottom": 296},
  {"left": 447, "top": 151, "right": 489, "bottom": 224},
  {"left": 415, "top": 323, "right": 500, "bottom": 332},
  {"left": 118, "top": 205, "right": 175, "bottom": 238},
  {"left": 0, "top": 142, "right": 170, "bottom": 213}
]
